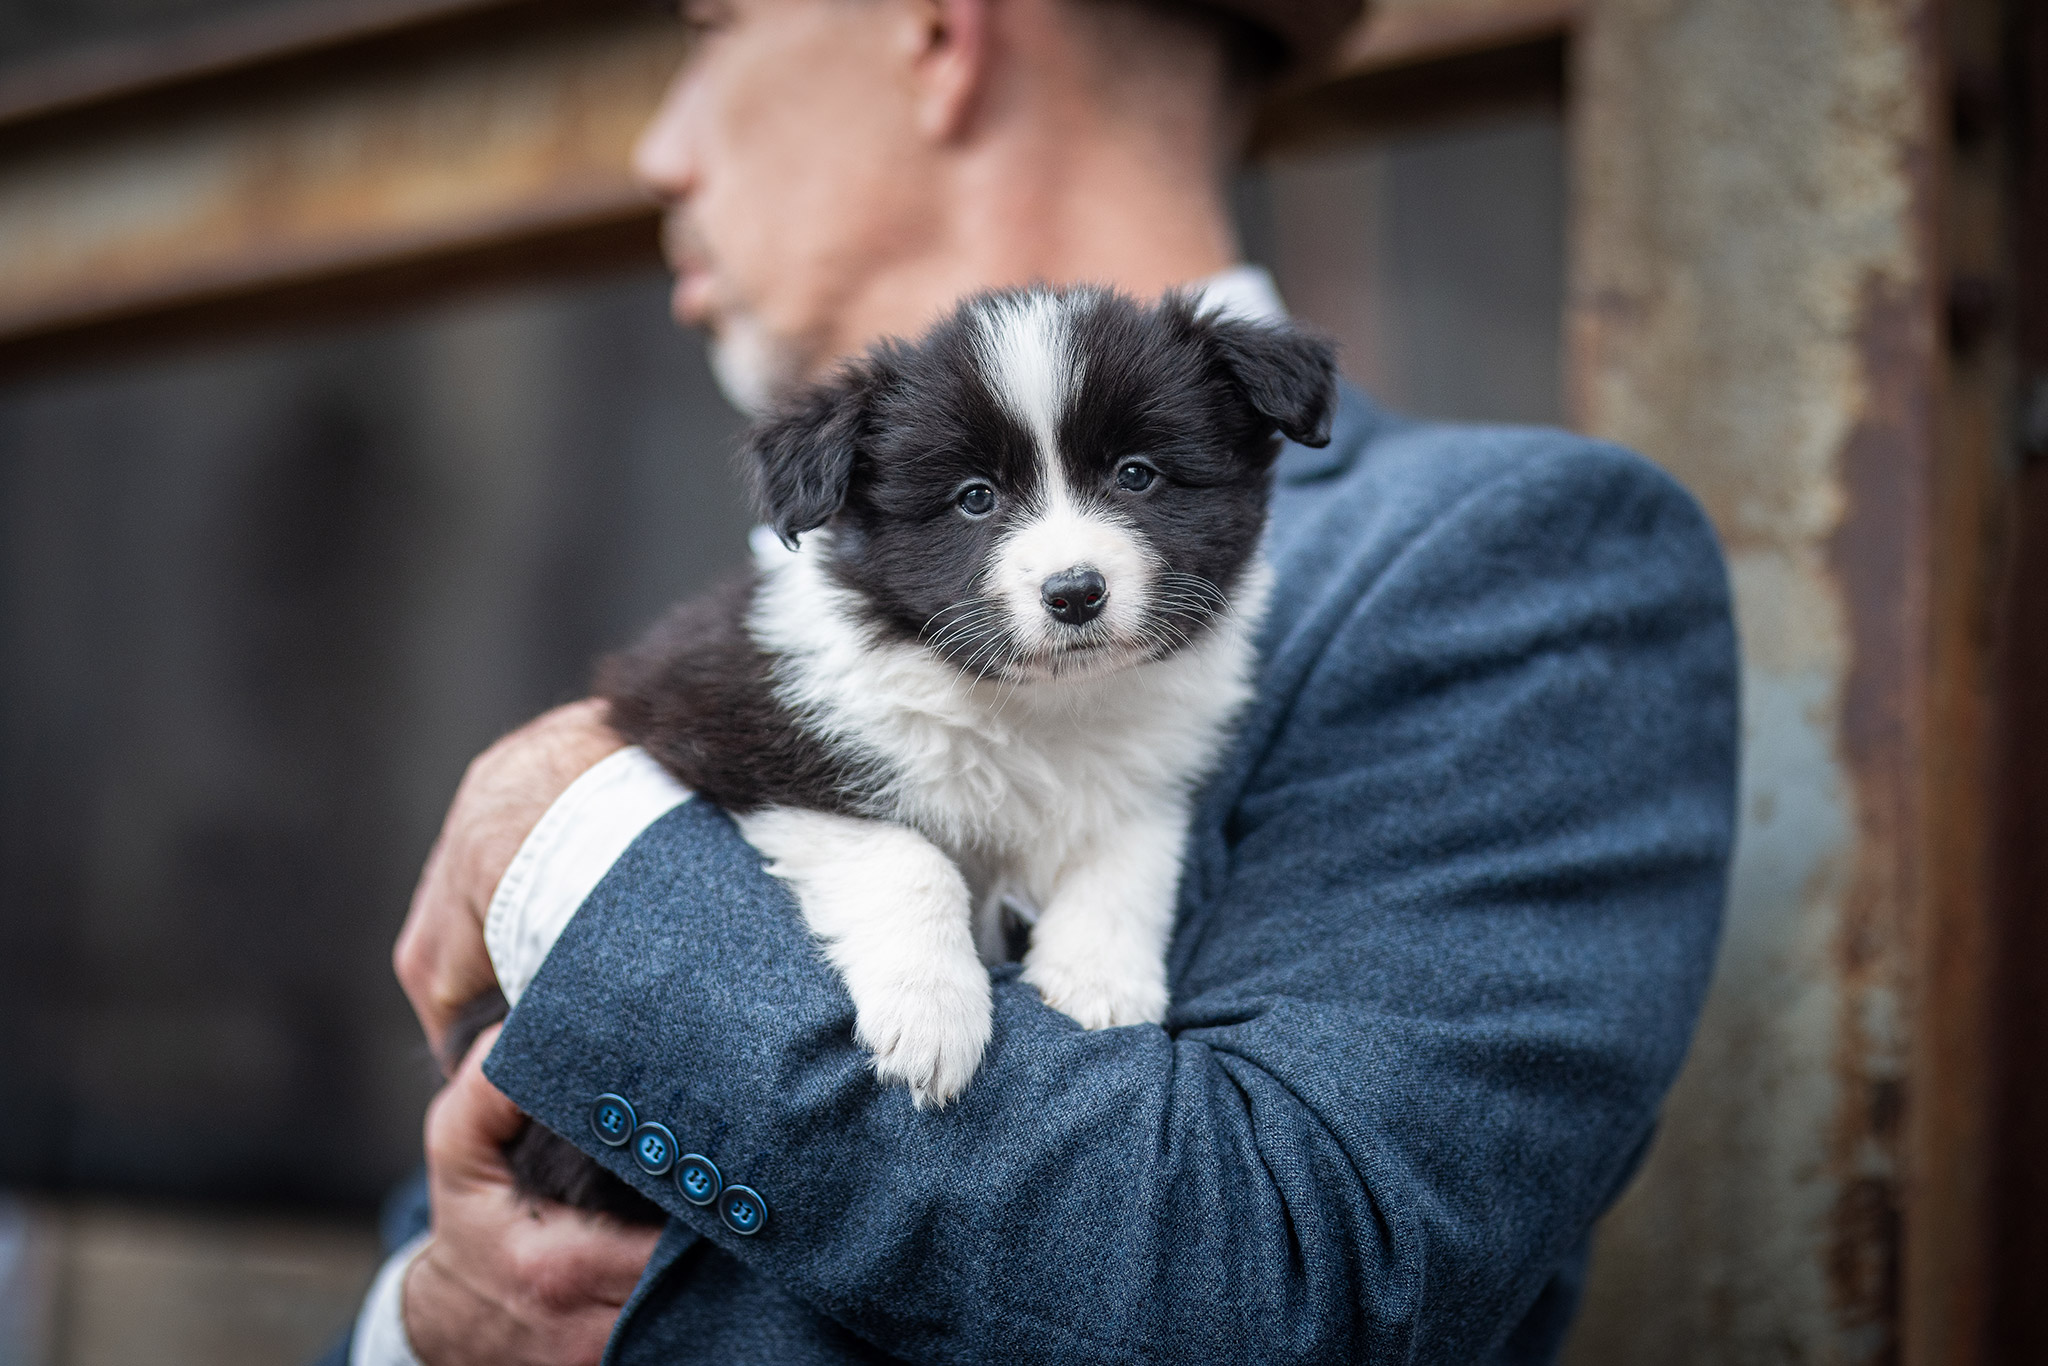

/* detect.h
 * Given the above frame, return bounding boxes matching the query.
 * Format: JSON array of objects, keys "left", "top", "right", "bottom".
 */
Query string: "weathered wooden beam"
[
  {"left": 0, "top": 3, "right": 683, "bottom": 365},
  {"left": 1255, "top": 0, "right": 1574, "bottom": 152},
  {"left": 0, "top": 0, "right": 536, "bottom": 129},
  {"left": 0, "top": 0, "right": 1578, "bottom": 369}
]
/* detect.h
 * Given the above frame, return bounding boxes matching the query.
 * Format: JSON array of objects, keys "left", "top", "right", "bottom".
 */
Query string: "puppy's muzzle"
[{"left": 1041, "top": 568, "right": 1108, "bottom": 626}]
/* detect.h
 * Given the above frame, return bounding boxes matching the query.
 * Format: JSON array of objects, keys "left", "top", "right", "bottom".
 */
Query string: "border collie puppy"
[
  {"left": 453, "top": 287, "right": 1333, "bottom": 1219},
  {"left": 595, "top": 285, "right": 1335, "bottom": 1110}
]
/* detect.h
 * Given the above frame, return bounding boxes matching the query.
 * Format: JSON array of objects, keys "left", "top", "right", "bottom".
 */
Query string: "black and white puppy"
[{"left": 597, "top": 285, "right": 1335, "bottom": 1108}]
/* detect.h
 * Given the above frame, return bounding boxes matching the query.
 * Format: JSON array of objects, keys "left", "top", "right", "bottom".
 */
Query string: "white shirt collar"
[{"left": 1190, "top": 264, "right": 1289, "bottom": 323}]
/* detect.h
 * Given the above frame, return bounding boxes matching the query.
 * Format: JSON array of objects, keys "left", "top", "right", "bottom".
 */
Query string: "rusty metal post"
[{"left": 1561, "top": 0, "right": 1949, "bottom": 1361}]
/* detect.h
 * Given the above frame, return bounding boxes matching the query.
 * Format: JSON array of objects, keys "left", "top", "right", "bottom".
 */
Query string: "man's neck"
[{"left": 818, "top": 123, "right": 1241, "bottom": 364}]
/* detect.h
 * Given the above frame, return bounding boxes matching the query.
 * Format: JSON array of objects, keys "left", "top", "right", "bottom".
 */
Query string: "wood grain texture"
[
  {"left": 0, "top": 0, "right": 543, "bottom": 129},
  {"left": 0, "top": 5, "right": 680, "bottom": 357}
]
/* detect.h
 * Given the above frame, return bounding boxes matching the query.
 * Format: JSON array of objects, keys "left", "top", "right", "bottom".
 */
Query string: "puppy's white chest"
[
  {"left": 752, "top": 539, "right": 1270, "bottom": 875},
  {"left": 891, "top": 686, "right": 1212, "bottom": 855}
]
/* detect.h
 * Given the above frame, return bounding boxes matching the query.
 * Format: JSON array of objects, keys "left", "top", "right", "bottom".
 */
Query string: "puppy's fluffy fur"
[{"left": 480, "top": 286, "right": 1334, "bottom": 1213}]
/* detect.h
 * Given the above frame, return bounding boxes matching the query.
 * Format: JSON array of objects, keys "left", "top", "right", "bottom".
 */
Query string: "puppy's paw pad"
[
  {"left": 854, "top": 980, "right": 993, "bottom": 1108},
  {"left": 1022, "top": 960, "right": 1167, "bottom": 1031}
]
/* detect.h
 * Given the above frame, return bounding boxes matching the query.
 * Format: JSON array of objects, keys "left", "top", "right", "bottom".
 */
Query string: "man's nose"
[
  {"left": 632, "top": 67, "right": 700, "bottom": 199},
  {"left": 1041, "top": 569, "right": 1108, "bottom": 626}
]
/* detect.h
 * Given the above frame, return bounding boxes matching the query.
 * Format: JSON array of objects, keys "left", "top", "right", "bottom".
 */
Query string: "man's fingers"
[
  {"left": 436, "top": 1018, "right": 661, "bottom": 1308},
  {"left": 396, "top": 848, "right": 500, "bottom": 1057},
  {"left": 425, "top": 1019, "right": 662, "bottom": 1305},
  {"left": 425, "top": 1023, "right": 528, "bottom": 1176},
  {"left": 406, "top": 1242, "right": 624, "bottom": 1366},
  {"left": 564, "top": 1218, "right": 665, "bottom": 1306},
  {"left": 509, "top": 1214, "right": 666, "bottom": 1311}
]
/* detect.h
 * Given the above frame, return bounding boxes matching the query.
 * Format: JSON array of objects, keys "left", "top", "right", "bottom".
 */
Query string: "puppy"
[
  {"left": 472, "top": 285, "right": 1333, "bottom": 1214},
  {"left": 605, "top": 285, "right": 1333, "bottom": 1104}
]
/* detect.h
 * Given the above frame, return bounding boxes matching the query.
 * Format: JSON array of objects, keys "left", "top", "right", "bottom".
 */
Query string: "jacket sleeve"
[{"left": 484, "top": 438, "right": 1739, "bottom": 1364}]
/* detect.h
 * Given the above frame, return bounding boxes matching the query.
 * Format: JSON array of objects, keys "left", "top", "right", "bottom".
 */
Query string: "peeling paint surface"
[{"left": 1562, "top": 0, "right": 1935, "bottom": 1361}]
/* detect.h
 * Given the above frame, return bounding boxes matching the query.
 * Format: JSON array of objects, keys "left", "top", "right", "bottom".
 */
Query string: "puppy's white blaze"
[
  {"left": 972, "top": 294, "right": 1161, "bottom": 662},
  {"left": 973, "top": 292, "right": 1079, "bottom": 469}
]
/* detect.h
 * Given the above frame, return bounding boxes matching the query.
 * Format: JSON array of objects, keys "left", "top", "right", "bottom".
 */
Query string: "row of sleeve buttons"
[{"left": 587, "top": 1092, "right": 769, "bottom": 1236}]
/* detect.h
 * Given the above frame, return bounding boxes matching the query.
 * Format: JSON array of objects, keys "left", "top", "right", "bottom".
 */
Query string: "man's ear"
[
  {"left": 908, "top": 0, "right": 990, "bottom": 141},
  {"left": 744, "top": 365, "right": 879, "bottom": 549},
  {"left": 1205, "top": 317, "right": 1340, "bottom": 449}
]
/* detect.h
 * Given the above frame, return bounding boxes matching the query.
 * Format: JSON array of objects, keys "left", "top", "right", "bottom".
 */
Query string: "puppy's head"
[{"left": 746, "top": 286, "right": 1336, "bottom": 682}]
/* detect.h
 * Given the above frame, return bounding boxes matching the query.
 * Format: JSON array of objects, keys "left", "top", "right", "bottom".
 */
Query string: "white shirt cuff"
[
  {"left": 484, "top": 745, "right": 691, "bottom": 1007},
  {"left": 350, "top": 1232, "right": 432, "bottom": 1366}
]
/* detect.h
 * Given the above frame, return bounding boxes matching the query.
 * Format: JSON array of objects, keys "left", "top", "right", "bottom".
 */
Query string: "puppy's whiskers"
[
  {"left": 924, "top": 595, "right": 1013, "bottom": 674},
  {"left": 959, "top": 626, "right": 1020, "bottom": 682}
]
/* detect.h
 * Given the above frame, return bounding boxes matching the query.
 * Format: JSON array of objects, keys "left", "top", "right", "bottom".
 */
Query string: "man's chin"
[{"left": 706, "top": 319, "right": 804, "bottom": 417}]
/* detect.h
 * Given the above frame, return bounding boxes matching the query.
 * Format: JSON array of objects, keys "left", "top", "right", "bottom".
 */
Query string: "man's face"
[{"left": 635, "top": 0, "right": 943, "bottom": 412}]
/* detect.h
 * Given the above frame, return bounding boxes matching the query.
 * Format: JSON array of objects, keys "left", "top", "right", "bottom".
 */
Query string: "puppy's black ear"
[
  {"left": 744, "top": 363, "right": 882, "bottom": 549},
  {"left": 1205, "top": 317, "right": 1340, "bottom": 449}
]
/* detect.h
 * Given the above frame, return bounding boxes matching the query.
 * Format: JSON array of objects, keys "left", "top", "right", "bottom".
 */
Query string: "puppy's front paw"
[
  {"left": 1022, "top": 953, "right": 1167, "bottom": 1031},
  {"left": 852, "top": 966, "right": 993, "bottom": 1109}
]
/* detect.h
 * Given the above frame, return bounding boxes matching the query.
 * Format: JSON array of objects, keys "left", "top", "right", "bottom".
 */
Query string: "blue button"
[
  {"left": 588, "top": 1094, "right": 635, "bottom": 1148},
  {"left": 630, "top": 1122, "right": 678, "bottom": 1176},
  {"left": 675, "top": 1153, "right": 722, "bottom": 1208},
  {"left": 720, "top": 1185, "right": 768, "bottom": 1237}
]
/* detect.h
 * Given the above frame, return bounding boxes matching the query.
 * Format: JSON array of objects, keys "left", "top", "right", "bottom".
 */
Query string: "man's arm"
[{"left": 475, "top": 438, "right": 1738, "bottom": 1362}]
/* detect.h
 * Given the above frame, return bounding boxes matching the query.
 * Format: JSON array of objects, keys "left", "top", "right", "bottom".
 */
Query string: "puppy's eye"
[
  {"left": 1115, "top": 461, "right": 1158, "bottom": 492},
  {"left": 957, "top": 483, "right": 996, "bottom": 517}
]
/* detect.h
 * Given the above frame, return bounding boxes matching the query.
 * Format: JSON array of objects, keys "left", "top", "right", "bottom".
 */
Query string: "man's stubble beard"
[
  {"left": 667, "top": 209, "right": 809, "bottom": 415},
  {"left": 707, "top": 309, "right": 808, "bottom": 417}
]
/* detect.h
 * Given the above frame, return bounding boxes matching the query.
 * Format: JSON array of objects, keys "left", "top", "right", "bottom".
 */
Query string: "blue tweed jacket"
[{"left": 433, "top": 386, "right": 1735, "bottom": 1364}]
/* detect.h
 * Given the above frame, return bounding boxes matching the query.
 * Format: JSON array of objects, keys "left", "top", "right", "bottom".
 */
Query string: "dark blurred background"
[
  {"left": 0, "top": 264, "right": 753, "bottom": 1212},
  {"left": 0, "top": 0, "right": 289, "bottom": 61}
]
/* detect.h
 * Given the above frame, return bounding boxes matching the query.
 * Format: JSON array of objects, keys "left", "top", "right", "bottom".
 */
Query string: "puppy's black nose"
[{"left": 1041, "top": 568, "right": 1107, "bottom": 625}]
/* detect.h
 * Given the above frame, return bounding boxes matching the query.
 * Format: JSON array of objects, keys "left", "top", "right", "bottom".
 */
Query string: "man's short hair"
[
  {"left": 1058, "top": 0, "right": 1288, "bottom": 131},
  {"left": 1064, "top": 0, "right": 1365, "bottom": 109}
]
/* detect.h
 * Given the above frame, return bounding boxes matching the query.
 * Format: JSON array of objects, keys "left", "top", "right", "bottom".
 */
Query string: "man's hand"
[
  {"left": 395, "top": 699, "right": 625, "bottom": 1059},
  {"left": 404, "top": 1024, "right": 664, "bottom": 1366}
]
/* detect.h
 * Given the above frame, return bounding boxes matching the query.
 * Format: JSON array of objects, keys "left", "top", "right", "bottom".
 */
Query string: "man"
[{"left": 346, "top": 0, "right": 1739, "bottom": 1359}]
